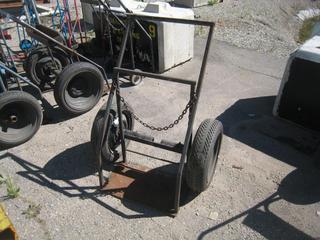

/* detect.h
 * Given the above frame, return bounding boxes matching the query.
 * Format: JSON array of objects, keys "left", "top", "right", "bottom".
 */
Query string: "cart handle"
[{"left": 0, "top": 61, "right": 43, "bottom": 98}]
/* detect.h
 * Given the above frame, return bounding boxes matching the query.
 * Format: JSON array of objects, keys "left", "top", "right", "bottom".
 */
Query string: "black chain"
[{"left": 112, "top": 81, "right": 197, "bottom": 131}]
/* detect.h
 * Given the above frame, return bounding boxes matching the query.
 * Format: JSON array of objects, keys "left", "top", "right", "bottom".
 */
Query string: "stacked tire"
[{"left": 25, "top": 46, "right": 105, "bottom": 116}]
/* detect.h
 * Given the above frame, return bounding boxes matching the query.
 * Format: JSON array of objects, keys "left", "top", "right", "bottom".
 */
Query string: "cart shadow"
[
  {"left": 197, "top": 95, "right": 320, "bottom": 239},
  {"left": 217, "top": 96, "right": 320, "bottom": 168},
  {"left": 101, "top": 161, "right": 195, "bottom": 214},
  {"left": 198, "top": 167, "right": 320, "bottom": 240},
  {"left": 41, "top": 98, "right": 75, "bottom": 125},
  {"left": 3, "top": 144, "right": 195, "bottom": 218},
  {"left": 20, "top": 85, "right": 75, "bottom": 124}
]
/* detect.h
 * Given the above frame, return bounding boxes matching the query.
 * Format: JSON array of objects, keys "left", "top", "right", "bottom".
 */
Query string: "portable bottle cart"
[{"left": 91, "top": 13, "right": 223, "bottom": 215}]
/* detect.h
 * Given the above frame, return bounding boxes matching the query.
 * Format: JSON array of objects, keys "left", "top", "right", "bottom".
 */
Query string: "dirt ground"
[
  {"left": 1, "top": 36, "right": 320, "bottom": 239},
  {"left": 1, "top": 0, "right": 320, "bottom": 239}
]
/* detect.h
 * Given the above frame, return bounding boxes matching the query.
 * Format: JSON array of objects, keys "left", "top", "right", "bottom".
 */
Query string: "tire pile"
[
  {"left": 24, "top": 45, "right": 105, "bottom": 115},
  {"left": 0, "top": 44, "right": 105, "bottom": 150}
]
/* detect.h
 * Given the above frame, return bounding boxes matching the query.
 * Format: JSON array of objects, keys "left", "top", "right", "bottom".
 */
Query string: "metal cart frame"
[{"left": 97, "top": 14, "right": 215, "bottom": 214}]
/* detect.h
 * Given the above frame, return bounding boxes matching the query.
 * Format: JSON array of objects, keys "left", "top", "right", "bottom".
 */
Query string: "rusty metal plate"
[{"left": 102, "top": 162, "right": 189, "bottom": 212}]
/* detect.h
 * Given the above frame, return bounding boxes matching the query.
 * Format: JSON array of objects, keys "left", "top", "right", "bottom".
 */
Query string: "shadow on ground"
[
  {"left": 198, "top": 166, "right": 320, "bottom": 240},
  {"left": 217, "top": 96, "right": 320, "bottom": 168},
  {"left": 197, "top": 95, "right": 320, "bottom": 239},
  {"left": 2, "top": 144, "right": 195, "bottom": 218},
  {"left": 3, "top": 96, "right": 320, "bottom": 237},
  {"left": 20, "top": 86, "right": 75, "bottom": 125}
]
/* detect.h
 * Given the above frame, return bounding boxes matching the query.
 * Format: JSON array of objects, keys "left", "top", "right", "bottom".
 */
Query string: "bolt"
[{"left": 9, "top": 115, "right": 18, "bottom": 123}]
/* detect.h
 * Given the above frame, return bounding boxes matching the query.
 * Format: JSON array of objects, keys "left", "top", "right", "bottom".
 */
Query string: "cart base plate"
[{"left": 102, "top": 162, "right": 189, "bottom": 213}]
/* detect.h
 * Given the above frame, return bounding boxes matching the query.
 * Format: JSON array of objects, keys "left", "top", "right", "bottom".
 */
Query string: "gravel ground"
[
  {"left": 0, "top": 1, "right": 320, "bottom": 239},
  {"left": 194, "top": 0, "right": 320, "bottom": 57},
  {"left": 0, "top": 38, "right": 320, "bottom": 239}
]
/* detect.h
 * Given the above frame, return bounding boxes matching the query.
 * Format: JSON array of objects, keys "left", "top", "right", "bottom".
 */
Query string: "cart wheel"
[
  {"left": 90, "top": 101, "right": 135, "bottom": 163},
  {"left": 186, "top": 119, "right": 223, "bottom": 193},
  {"left": 26, "top": 46, "right": 70, "bottom": 90},
  {"left": 0, "top": 91, "right": 43, "bottom": 150},
  {"left": 54, "top": 62, "right": 104, "bottom": 116},
  {"left": 19, "top": 39, "right": 33, "bottom": 51},
  {"left": 130, "top": 74, "right": 143, "bottom": 86}
]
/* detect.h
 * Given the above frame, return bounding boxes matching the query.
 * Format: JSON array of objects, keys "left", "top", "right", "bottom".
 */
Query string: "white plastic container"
[
  {"left": 273, "top": 36, "right": 320, "bottom": 130},
  {"left": 174, "top": 0, "right": 209, "bottom": 8},
  {"left": 138, "top": 2, "right": 194, "bottom": 72},
  {"left": 83, "top": 0, "right": 194, "bottom": 72},
  {"left": 81, "top": 0, "right": 146, "bottom": 25},
  {"left": 109, "top": 0, "right": 147, "bottom": 11}
]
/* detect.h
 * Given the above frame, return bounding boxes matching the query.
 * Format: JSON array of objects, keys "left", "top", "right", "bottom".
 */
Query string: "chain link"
[{"left": 112, "top": 81, "right": 197, "bottom": 131}]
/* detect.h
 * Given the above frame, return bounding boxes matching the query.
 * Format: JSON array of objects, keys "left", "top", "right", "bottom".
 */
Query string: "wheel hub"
[
  {"left": 68, "top": 78, "right": 90, "bottom": 98},
  {"left": 70, "top": 87, "right": 84, "bottom": 97},
  {"left": 9, "top": 115, "right": 18, "bottom": 123},
  {"left": 1, "top": 111, "right": 19, "bottom": 125},
  {"left": 113, "top": 117, "right": 119, "bottom": 127},
  {"left": 37, "top": 56, "right": 62, "bottom": 81}
]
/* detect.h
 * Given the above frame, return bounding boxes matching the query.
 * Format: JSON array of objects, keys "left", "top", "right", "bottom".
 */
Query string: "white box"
[
  {"left": 273, "top": 36, "right": 320, "bottom": 130},
  {"left": 83, "top": 0, "right": 194, "bottom": 72},
  {"left": 174, "top": 0, "right": 209, "bottom": 8},
  {"left": 138, "top": 2, "right": 194, "bottom": 72}
]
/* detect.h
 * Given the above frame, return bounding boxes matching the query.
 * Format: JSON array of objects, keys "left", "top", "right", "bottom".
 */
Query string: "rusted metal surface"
[{"left": 103, "top": 163, "right": 188, "bottom": 213}]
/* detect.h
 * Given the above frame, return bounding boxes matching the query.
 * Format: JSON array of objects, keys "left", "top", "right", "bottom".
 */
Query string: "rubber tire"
[
  {"left": 26, "top": 46, "right": 70, "bottom": 90},
  {"left": 130, "top": 74, "right": 143, "bottom": 86},
  {"left": 54, "top": 62, "right": 104, "bottom": 116},
  {"left": 0, "top": 91, "right": 43, "bottom": 149},
  {"left": 186, "top": 119, "right": 223, "bottom": 193},
  {"left": 90, "top": 101, "right": 134, "bottom": 164}
]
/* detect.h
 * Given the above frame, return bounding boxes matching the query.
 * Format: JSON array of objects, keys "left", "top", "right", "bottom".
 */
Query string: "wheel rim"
[
  {"left": 102, "top": 109, "right": 132, "bottom": 161},
  {"left": 65, "top": 72, "right": 101, "bottom": 110},
  {"left": 108, "top": 113, "right": 129, "bottom": 149},
  {"left": 20, "top": 39, "right": 32, "bottom": 51},
  {"left": 0, "top": 100, "right": 38, "bottom": 142},
  {"left": 131, "top": 75, "right": 142, "bottom": 86},
  {"left": 207, "top": 134, "right": 222, "bottom": 183},
  {"left": 36, "top": 56, "right": 62, "bottom": 82}
]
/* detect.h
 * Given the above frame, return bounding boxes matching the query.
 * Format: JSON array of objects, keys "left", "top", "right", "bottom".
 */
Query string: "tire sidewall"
[
  {"left": 186, "top": 119, "right": 223, "bottom": 193},
  {"left": 0, "top": 91, "right": 43, "bottom": 149},
  {"left": 54, "top": 62, "right": 104, "bottom": 115}
]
